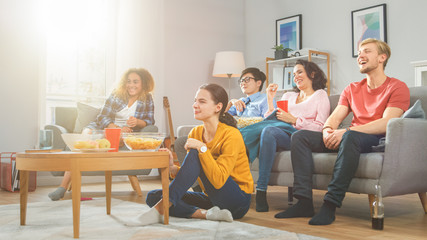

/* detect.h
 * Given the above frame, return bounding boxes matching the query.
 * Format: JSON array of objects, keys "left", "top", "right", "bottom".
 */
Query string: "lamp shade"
[{"left": 212, "top": 51, "right": 245, "bottom": 78}]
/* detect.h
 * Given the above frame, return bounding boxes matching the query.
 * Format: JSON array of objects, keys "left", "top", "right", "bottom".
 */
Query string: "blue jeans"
[
  {"left": 256, "top": 126, "right": 291, "bottom": 191},
  {"left": 146, "top": 149, "right": 251, "bottom": 219},
  {"left": 290, "top": 130, "right": 383, "bottom": 207}
]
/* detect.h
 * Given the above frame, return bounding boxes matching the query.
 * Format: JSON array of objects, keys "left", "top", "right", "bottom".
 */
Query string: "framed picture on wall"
[
  {"left": 351, "top": 4, "right": 387, "bottom": 57},
  {"left": 276, "top": 14, "right": 302, "bottom": 51}
]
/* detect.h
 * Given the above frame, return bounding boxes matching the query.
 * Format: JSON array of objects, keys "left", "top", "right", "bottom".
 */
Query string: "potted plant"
[{"left": 272, "top": 44, "right": 292, "bottom": 59}]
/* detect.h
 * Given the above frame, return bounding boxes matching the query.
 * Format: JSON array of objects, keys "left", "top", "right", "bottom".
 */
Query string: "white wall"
[
  {"left": 245, "top": 0, "right": 427, "bottom": 95},
  {"left": 162, "top": 0, "right": 245, "bottom": 131},
  {"left": 0, "top": 0, "right": 41, "bottom": 152}
]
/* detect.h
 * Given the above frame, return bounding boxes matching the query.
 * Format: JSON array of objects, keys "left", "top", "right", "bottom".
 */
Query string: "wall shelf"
[{"left": 266, "top": 50, "right": 330, "bottom": 95}]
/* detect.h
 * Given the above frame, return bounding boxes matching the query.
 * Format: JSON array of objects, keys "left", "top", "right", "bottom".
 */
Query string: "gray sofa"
[
  {"left": 44, "top": 104, "right": 158, "bottom": 196},
  {"left": 177, "top": 86, "right": 427, "bottom": 214}
]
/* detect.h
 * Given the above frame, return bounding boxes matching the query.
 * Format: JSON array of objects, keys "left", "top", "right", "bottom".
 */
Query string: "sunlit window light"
[{"left": 40, "top": 0, "right": 114, "bottom": 124}]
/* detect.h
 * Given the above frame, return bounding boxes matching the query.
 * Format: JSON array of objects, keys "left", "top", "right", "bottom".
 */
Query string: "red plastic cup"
[
  {"left": 277, "top": 100, "right": 288, "bottom": 112},
  {"left": 105, "top": 128, "right": 121, "bottom": 152}
]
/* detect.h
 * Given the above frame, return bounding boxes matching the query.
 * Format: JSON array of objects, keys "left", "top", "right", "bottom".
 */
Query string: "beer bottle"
[{"left": 371, "top": 184, "right": 384, "bottom": 230}]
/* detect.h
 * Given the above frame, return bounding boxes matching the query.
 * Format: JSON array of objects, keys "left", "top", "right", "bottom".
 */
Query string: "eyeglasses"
[{"left": 238, "top": 77, "right": 256, "bottom": 84}]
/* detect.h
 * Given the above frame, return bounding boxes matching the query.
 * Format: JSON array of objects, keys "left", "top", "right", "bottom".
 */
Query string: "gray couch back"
[
  {"left": 409, "top": 86, "right": 427, "bottom": 113},
  {"left": 327, "top": 94, "right": 353, "bottom": 129},
  {"left": 54, "top": 107, "right": 78, "bottom": 133}
]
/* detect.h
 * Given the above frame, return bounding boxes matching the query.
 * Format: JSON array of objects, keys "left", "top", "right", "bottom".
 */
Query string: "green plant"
[{"left": 271, "top": 44, "right": 292, "bottom": 52}]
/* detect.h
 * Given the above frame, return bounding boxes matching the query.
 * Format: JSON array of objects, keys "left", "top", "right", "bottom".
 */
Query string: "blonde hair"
[
  {"left": 113, "top": 68, "right": 154, "bottom": 101},
  {"left": 360, "top": 38, "right": 391, "bottom": 69}
]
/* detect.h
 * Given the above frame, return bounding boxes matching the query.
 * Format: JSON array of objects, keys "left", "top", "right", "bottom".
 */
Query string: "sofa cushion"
[
  {"left": 73, "top": 102, "right": 101, "bottom": 133},
  {"left": 251, "top": 151, "right": 384, "bottom": 179},
  {"left": 409, "top": 86, "right": 427, "bottom": 113},
  {"left": 401, "top": 99, "right": 425, "bottom": 119}
]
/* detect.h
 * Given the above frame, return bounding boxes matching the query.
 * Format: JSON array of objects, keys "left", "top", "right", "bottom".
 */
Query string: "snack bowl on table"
[
  {"left": 122, "top": 132, "right": 166, "bottom": 151},
  {"left": 61, "top": 130, "right": 112, "bottom": 152}
]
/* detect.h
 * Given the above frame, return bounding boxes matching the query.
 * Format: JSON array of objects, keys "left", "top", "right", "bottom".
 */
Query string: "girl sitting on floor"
[{"left": 127, "top": 83, "right": 253, "bottom": 225}]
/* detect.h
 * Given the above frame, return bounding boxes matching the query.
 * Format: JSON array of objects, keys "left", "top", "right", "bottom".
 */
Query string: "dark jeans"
[
  {"left": 291, "top": 130, "right": 383, "bottom": 207},
  {"left": 257, "top": 126, "right": 291, "bottom": 191},
  {"left": 146, "top": 149, "right": 251, "bottom": 219}
]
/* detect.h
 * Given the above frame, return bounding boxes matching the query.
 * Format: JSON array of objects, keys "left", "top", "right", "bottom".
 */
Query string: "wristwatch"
[{"left": 199, "top": 145, "right": 207, "bottom": 153}]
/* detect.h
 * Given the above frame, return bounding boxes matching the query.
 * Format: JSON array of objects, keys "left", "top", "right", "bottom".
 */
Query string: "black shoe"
[
  {"left": 256, "top": 190, "right": 269, "bottom": 212},
  {"left": 274, "top": 198, "right": 314, "bottom": 218},
  {"left": 309, "top": 201, "right": 336, "bottom": 225}
]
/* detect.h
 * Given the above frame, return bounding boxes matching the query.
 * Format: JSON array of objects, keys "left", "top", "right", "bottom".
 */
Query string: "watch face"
[{"left": 200, "top": 146, "right": 207, "bottom": 153}]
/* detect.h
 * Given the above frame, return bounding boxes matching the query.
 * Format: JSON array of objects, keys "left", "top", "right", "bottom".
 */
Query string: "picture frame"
[
  {"left": 276, "top": 14, "right": 302, "bottom": 51},
  {"left": 351, "top": 4, "right": 387, "bottom": 57}
]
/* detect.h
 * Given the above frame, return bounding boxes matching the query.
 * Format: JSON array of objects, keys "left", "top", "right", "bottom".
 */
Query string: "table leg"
[
  {"left": 71, "top": 168, "right": 82, "bottom": 238},
  {"left": 19, "top": 170, "right": 29, "bottom": 225},
  {"left": 159, "top": 167, "right": 169, "bottom": 225},
  {"left": 105, "top": 171, "right": 112, "bottom": 215}
]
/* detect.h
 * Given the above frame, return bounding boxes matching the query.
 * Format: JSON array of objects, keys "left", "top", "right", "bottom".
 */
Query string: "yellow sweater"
[{"left": 188, "top": 122, "right": 254, "bottom": 194}]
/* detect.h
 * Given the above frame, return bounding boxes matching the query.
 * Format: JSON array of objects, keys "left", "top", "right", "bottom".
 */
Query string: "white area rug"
[{"left": 0, "top": 198, "right": 328, "bottom": 240}]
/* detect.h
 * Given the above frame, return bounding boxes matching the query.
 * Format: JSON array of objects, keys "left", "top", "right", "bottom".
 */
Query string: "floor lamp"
[{"left": 212, "top": 51, "right": 245, "bottom": 98}]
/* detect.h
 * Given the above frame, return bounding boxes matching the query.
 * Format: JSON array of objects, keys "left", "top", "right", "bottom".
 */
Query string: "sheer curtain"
[{"left": 42, "top": 0, "right": 165, "bottom": 129}]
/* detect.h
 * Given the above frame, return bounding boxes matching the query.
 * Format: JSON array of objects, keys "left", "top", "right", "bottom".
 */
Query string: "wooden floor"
[{"left": 1, "top": 178, "right": 426, "bottom": 240}]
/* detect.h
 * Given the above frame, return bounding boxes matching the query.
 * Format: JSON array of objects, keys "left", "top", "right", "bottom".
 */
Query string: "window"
[{"left": 42, "top": 0, "right": 116, "bottom": 124}]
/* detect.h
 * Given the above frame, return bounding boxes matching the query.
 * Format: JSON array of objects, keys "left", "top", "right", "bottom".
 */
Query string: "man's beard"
[{"left": 359, "top": 63, "right": 377, "bottom": 74}]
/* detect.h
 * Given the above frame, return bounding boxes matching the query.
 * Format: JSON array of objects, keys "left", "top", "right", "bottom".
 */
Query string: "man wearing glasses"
[{"left": 226, "top": 67, "right": 269, "bottom": 117}]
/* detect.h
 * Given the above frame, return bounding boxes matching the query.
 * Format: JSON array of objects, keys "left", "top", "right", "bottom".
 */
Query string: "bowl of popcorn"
[
  {"left": 122, "top": 132, "right": 166, "bottom": 151},
  {"left": 61, "top": 130, "right": 112, "bottom": 152},
  {"left": 235, "top": 116, "right": 264, "bottom": 129}
]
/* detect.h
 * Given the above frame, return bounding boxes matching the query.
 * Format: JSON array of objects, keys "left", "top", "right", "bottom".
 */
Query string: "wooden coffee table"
[{"left": 16, "top": 151, "right": 170, "bottom": 238}]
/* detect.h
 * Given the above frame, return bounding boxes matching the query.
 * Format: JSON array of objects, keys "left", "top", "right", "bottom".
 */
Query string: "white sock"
[
  {"left": 125, "top": 207, "right": 163, "bottom": 227},
  {"left": 206, "top": 206, "right": 233, "bottom": 222}
]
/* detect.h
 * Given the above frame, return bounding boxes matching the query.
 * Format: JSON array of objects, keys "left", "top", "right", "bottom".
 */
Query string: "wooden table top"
[
  {"left": 16, "top": 151, "right": 170, "bottom": 172},
  {"left": 17, "top": 150, "right": 169, "bottom": 158}
]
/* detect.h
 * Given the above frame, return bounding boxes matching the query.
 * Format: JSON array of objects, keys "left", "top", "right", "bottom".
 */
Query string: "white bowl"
[
  {"left": 122, "top": 132, "right": 166, "bottom": 151},
  {"left": 61, "top": 131, "right": 105, "bottom": 151}
]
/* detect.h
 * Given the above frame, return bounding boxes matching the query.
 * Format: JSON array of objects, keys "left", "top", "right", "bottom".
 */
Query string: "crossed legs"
[
  {"left": 48, "top": 171, "right": 71, "bottom": 201},
  {"left": 129, "top": 149, "right": 251, "bottom": 226}
]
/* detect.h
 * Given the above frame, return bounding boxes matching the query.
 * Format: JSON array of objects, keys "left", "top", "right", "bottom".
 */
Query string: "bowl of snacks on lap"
[
  {"left": 61, "top": 130, "right": 113, "bottom": 152},
  {"left": 235, "top": 116, "right": 264, "bottom": 129},
  {"left": 122, "top": 132, "right": 166, "bottom": 151}
]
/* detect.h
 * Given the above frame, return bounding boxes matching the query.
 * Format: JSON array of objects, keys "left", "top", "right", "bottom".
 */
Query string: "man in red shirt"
[{"left": 274, "top": 38, "right": 410, "bottom": 225}]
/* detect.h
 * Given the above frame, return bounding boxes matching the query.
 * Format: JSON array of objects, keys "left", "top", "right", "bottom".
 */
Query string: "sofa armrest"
[
  {"left": 177, "top": 125, "right": 197, "bottom": 138},
  {"left": 45, "top": 124, "right": 70, "bottom": 150},
  {"left": 380, "top": 118, "right": 427, "bottom": 197}
]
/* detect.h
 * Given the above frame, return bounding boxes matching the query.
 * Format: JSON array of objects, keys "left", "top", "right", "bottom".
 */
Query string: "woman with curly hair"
[{"left": 48, "top": 68, "right": 156, "bottom": 201}]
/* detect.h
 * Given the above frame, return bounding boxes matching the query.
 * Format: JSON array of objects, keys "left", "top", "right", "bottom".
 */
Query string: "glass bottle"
[{"left": 371, "top": 184, "right": 384, "bottom": 230}]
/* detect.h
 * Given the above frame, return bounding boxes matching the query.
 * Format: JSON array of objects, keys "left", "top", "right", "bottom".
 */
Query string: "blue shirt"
[
  {"left": 87, "top": 93, "right": 155, "bottom": 131},
  {"left": 227, "top": 92, "right": 270, "bottom": 118}
]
